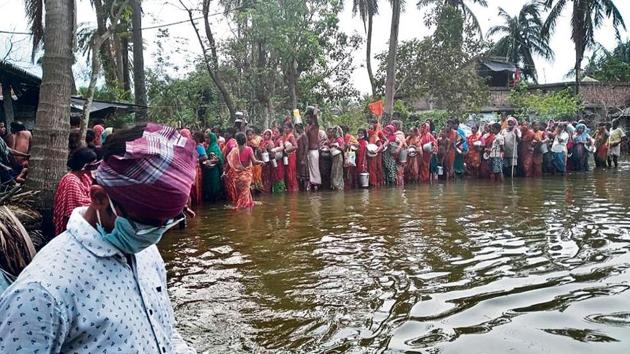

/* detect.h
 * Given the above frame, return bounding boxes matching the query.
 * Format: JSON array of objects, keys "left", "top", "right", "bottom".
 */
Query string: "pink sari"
[{"left": 227, "top": 148, "right": 255, "bottom": 209}]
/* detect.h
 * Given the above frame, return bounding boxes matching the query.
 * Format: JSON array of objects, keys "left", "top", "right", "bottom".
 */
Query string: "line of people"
[{"left": 185, "top": 109, "right": 627, "bottom": 209}]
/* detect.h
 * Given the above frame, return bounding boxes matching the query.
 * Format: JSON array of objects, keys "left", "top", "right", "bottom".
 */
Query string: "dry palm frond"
[{"left": 0, "top": 206, "right": 36, "bottom": 277}]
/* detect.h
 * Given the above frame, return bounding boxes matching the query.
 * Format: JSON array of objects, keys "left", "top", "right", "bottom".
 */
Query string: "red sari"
[
  {"left": 367, "top": 130, "right": 384, "bottom": 187},
  {"left": 283, "top": 132, "right": 299, "bottom": 192},
  {"left": 405, "top": 134, "right": 421, "bottom": 183},
  {"left": 260, "top": 131, "right": 274, "bottom": 193},
  {"left": 519, "top": 127, "right": 535, "bottom": 177},
  {"left": 480, "top": 133, "right": 495, "bottom": 179},
  {"left": 466, "top": 132, "right": 482, "bottom": 177},
  {"left": 445, "top": 129, "right": 457, "bottom": 179},
  {"left": 226, "top": 147, "right": 254, "bottom": 209},
  {"left": 355, "top": 139, "right": 368, "bottom": 185},
  {"left": 418, "top": 124, "right": 436, "bottom": 183},
  {"left": 533, "top": 130, "right": 545, "bottom": 177}
]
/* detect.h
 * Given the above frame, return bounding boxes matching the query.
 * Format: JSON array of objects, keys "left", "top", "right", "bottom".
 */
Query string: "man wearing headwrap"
[
  {"left": 0, "top": 123, "right": 197, "bottom": 353},
  {"left": 501, "top": 116, "right": 521, "bottom": 177}
]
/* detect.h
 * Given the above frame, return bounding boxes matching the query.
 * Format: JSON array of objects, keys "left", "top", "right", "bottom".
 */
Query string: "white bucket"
[
  {"left": 283, "top": 156, "right": 289, "bottom": 166},
  {"left": 271, "top": 159, "right": 278, "bottom": 168},
  {"left": 437, "top": 166, "right": 444, "bottom": 176},
  {"left": 261, "top": 151, "right": 270, "bottom": 163},
  {"left": 359, "top": 172, "right": 369, "bottom": 188}
]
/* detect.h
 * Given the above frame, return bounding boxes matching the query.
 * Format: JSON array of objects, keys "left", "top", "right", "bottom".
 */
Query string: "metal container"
[
  {"left": 423, "top": 142, "right": 433, "bottom": 153},
  {"left": 271, "top": 159, "right": 278, "bottom": 168},
  {"left": 437, "top": 166, "right": 444, "bottom": 176},
  {"left": 398, "top": 148, "right": 408, "bottom": 163},
  {"left": 359, "top": 172, "right": 370, "bottom": 188},
  {"left": 261, "top": 151, "right": 270, "bottom": 163},
  {"left": 283, "top": 156, "right": 289, "bottom": 166}
]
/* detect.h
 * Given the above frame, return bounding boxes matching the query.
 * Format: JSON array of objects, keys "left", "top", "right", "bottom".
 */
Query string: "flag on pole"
[{"left": 368, "top": 99, "right": 384, "bottom": 118}]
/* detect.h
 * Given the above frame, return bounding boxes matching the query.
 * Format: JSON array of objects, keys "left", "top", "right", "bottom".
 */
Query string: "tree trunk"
[
  {"left": 201, "top": 1, "right": 236, "bottom": 118},
  {"left": 384, "top": 0, "right": 401, "bottom": 119},
  {"left": 121, "top": 36, "right": 131, "bottom": 94},
  {"left": 2, "top": 82, "right": 14, "bottom": 126},
  {"left": 131, "top": 0, "right": 148, "bottom": 121},
  {"left": 82, "top": 1, "right": 127, "bottom": 140},
  {"left": 27, "top": 0, "right": 74, "bottom": 231},
  {"left": 366, "top": 14, "right": 376, "bottom": 98},
  {"left": 93, "top": 0, "right": 120, "bottom": 91},
  {"left": 287, "top": 58, "right": 298, "bottom": 110}
]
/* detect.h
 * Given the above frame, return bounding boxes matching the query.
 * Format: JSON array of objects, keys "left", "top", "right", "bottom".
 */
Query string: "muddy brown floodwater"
[{"left": 159, "top": 164, "right": 630, "bottom": 353}]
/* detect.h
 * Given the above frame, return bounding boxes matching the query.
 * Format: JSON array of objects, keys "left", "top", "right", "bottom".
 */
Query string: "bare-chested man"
[{"left": 10, "top": 121, "right": 31, "bottom": 168}]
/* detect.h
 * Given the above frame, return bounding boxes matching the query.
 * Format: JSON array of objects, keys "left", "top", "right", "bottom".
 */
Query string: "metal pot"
[{"left": 359, "top": 172, "right": 369, "bottom": 188}]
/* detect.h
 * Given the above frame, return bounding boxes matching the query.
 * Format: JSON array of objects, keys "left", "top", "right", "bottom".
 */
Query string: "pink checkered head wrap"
[{"left": 96, "top": 123, "right": 197, "bottom": 220}]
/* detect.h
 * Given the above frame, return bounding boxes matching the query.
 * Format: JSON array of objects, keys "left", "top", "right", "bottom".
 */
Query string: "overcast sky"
[{"left": 1, "top": 0, "right": 629, "bottom": 94}]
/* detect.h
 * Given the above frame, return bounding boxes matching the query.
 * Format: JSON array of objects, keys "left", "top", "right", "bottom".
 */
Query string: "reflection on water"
[{"left": 159, "top": 164, "right": 630, "bottom": 353}]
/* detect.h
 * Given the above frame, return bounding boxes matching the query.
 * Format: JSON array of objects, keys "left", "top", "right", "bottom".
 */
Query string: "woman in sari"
[
  {"left": 572, "top": 123, "right": 592, "bottom": 172},
  {"left": 204, "top": 132, "right": 225, "bottom": 203},
  {"left": 594, "top": 124, "right": 609, "bottom": 168},
  {"left": 260, "top": 129, "right": 274, "bottom": 193},
  {"left": 519, "top": 122, "right": 536, "bottom": 177},
  {"left": 445, "top": 121, "right": 458, "bottom": 180},
  {"left": 532, "top": 122, "right": 546, "bottom": 177},
  {"left": 271, "top": 128, "right": 286, "bottom": 193},
  {"left": 190, "top": 132, "right": 208, "bottom": 207},
  {"left": 465, "top": 124, "right": 482, "bottom": 177},
  {"left": 418, "top": 123, "right": 437, "bottom": 183},
  {"left": 356, "top": 129, "right": 368, "bottom": 186},
  {"left": 367, "top": 121, "right": 384, "bottom": 187},
  {"left": 342, "top": 126, "right": 359, "bottom": 190},
  {"left": 329, "top": 126, "right": 346, "bottom": 191},
  {"left": 246, "top": 128, "right": 263, "bottom": 192},
  {"left": 381, "top": 125, "right": 398, "bottom": 186},
  {"left": 283, "top": 123, "right": 299, "bottom": 192},
  {"left": 319, "top": 128, "right": 333, "bottom": 190},
  {"left": 226, "top": 132, "right": 264, "bottom": 209},
  {"left": 405, "top": 128, "right": 421, "bottom": 184},
  {"left": 295, "top": 124, "right": 310, "bottom": 190},
  {"left": 222, "top": 128, "right": 238, "bottom": 202}
]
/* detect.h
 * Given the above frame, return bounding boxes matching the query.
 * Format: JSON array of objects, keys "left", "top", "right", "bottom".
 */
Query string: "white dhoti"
[
  {"left": 308, "top": 149, "right": 321, "bottom": 185},
  {"left": 609, "top": 144, "right": 621, "bottom": 157}
]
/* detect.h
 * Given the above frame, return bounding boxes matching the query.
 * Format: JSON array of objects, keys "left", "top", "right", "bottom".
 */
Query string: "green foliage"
[
  {"left": 145, "top": 64, "right": 223, "bottom": 130},
  {"left": 583, "top": 41, "right": 630, "bottom": 82},
  {"left": 508, "top": 82, "right": 581, "bottom": 121},
  {"left": 487, "top": 2, "right": 553, "bottom": 83}
]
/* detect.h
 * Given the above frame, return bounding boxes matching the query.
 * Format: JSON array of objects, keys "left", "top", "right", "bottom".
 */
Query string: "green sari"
[{"left": 203, "top": 133, "right": 225, "bottom": 202}]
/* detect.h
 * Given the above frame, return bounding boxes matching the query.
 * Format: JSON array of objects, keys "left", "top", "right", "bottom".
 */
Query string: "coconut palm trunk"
[
  {"left": 366, "top": 14, "right": 376, "bottom": 97},
  {"left": 27, "top": 0, "right": 75, "bottom": 226},
  {"left": 384, "top": 0, "right": 401, "bottom": 119}
]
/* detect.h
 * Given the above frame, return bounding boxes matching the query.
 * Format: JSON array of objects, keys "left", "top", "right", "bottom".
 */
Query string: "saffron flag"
[{"left": 368, "top": 99, "right": 384, "bottom": 118}]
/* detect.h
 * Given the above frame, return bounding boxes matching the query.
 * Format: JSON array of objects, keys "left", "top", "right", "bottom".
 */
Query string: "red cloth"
[
  {"left": 419, "top": 125, "right": 436, "bottom": 183},
  {"left": 367, "top": 130, "right": 384, "bottom": 187},
  {"left": 445, "top": 129, "right": 458, "bottom": 178},
  {"left": 285, "top": 153, "right": 299, "bottom": 192},
  {"left": 190, "top": 164, "right": 203, "bottom": 207},
  {"left": 519, "top": 127, "right": 535, "bottom": 177},
  {"left": 226, "top": 148, "right": 254, "bottom": 209},
  {"left": 53, "top": 172, "right": 93, "bottom": 235},
  {"left": 368, "top": 100, "right": 384, "bottom": 117},
  {"left": 466, "top": 132, "right": 482, "bottom": 176}
]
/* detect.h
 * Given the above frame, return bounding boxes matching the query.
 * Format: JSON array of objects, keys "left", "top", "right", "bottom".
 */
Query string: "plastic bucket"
[
  {"left": 283, "top": 156, "right": 289, "bottom": 166},
  {"left": 261, "top": 151, "right": 270, "bottom": 163}
]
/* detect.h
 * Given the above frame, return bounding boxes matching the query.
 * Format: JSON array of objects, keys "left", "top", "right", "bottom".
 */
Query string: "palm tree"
[
  {"left": 352, "top": 0, "right": 379, "bottom": 98},
  {"left": 542, "top": 0, "right": 626, "bottom": 94},
  {"left": 384, "top": 0, "right": 402, "bottom": 118},
  {"left": 24, "top": 0, "right": 76, "bottom": 221},
  {"left": 417, "top": 0, "right": 488, "bottom": 37},
  {"left": 487, "top": 2, "right": 554, "bottom": 83}
]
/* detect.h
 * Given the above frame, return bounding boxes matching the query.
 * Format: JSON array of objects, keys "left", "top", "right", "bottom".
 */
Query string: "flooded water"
[{"left": 159, "top": 164, "right": 630, "bottom": 353}]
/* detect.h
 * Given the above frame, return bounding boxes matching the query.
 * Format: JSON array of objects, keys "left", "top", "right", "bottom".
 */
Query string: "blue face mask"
[{"left": 96, "top": 198, "right": 183, "bottom": 254}]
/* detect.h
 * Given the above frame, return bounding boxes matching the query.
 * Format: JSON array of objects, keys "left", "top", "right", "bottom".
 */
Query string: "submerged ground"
[{"left": 160, "top": 163, "right": 630, "bottom": 353}]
